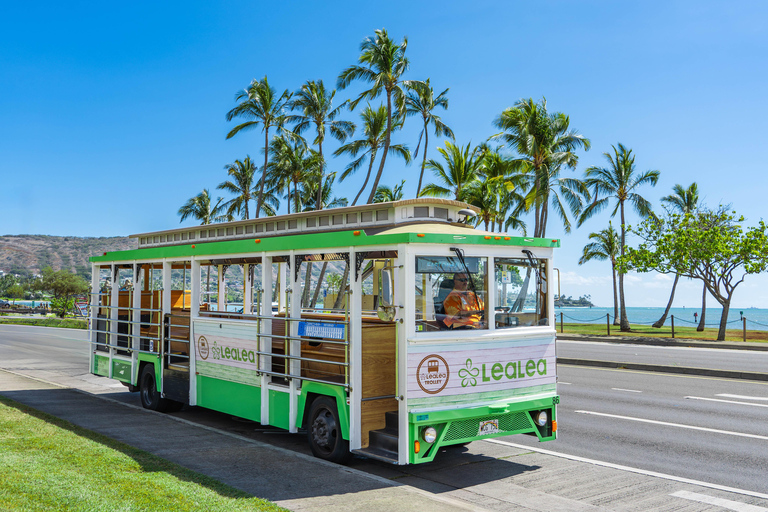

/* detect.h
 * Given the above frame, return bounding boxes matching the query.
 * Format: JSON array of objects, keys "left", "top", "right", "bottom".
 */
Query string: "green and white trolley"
[{"left": 89, "top": 199, "right": 559, "bottom": 464}]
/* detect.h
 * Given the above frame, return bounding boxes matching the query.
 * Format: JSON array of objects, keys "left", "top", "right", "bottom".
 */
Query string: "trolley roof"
[{"left": 91, "top": 199, "right": 559, "bottom": 264}]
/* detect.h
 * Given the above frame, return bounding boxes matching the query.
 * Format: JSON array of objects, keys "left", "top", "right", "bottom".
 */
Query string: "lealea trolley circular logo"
[
  {"left": 198, "top": 335, "right": 210, "bottom": 360},
  {"left": 416, "top": 354, "right": 450, "bottom": 394}
]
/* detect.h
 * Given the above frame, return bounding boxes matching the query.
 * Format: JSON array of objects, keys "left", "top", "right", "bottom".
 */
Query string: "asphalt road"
[
  {"left": 557, "top": 339, "right": 768, "bottom": 373},
  {"left": 4, "top": 323, "right": 768, "bottom": 511},
  {"left": 515, "top": 365, "right": 768, "bottom": 493}
]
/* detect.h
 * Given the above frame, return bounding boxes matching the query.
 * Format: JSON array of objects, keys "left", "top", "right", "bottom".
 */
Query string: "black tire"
[
  {"left": 139, "top": 364, "right": 171, "bottom": 412},
  {"left": 307, "top": 396, "right": 350, "bottom": 464}
]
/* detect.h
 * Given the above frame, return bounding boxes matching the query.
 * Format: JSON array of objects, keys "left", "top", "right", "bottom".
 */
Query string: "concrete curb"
[
  {"left": 557, "top": 333, "right": 768, "bottom": 351},
  {"left": 557, "top": 358, "right": 768, "bottom": 381}
]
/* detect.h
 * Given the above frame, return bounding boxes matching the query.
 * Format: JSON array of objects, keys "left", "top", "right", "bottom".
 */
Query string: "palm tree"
[
  {"left": 493, "top": 98, "right": 590, "bottom": 237},
  {"left": 334, "top": 105, "right": 410, "bottom": 205},
  {"left": 338, "top": 28, "right": 416, "bottom": 204},
  {"left": 178, "top": 189, "right": 228, "bottom": 302},
  {"left": 177, "top": 189, "right": 227, "bottom": 225},
  {"left": 477, "top": 149, "right": 527, "bottom": 232},
  {"left": 655, "top": 182, "right": 705, "bottom": 329},
  {"left": 578, "top": 222, "right": 621, "bottom": 325},
  {"left": 578, "top": 143, "right": 660, "bottom": 331},
  {"left": 373, "top": 179, "right": 406, "bottom": 203},
  {"left": 302, "top": 172, "right": 348, "bottom": 211},
  {"left": 404, "top": 79, "right": 454, "bottom": 197},
  {"left": 217, "top": 157, "right": 261, "bottom": 220},
  {"left": 420, "top": 141, "right": 484, "bottom": 201},
  {"left": 226, "top": 76, "right": 292, "bottom": 218},
  {"left": 287, "top": 80, "right": 355, "bottom": 210},
  {"left": 267, "top": 136, "right": 323, "bottom": 214}
]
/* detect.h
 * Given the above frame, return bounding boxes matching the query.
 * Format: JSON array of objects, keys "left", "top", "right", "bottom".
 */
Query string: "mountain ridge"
[{"left": 0, "top": 235, "right": 134, "bottom": 275}]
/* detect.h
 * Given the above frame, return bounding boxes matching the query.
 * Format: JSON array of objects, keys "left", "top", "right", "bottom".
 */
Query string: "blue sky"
[{"left": 2, "top": 1, "right": 767, "bottom": 308}]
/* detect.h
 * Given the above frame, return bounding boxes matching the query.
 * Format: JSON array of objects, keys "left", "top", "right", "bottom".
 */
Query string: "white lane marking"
[
  {"left": 574, "top": 410, "right": 768, "bottom": 440},
  {"left": 718, "top": 394, "right": 768, "bottom": 401},
  {"left": 558, "top": 382, "right": 572, "bottom": 385},
  {"left": 670, "top": 490, "right": 768, "bottom": 511},
  {"left": 486, "top": 438, "right": 768, "bottom": 501},
  {"left": 611, "top": 388, "right": 642, "bottom": 393},
  {"left": 686, "top": 396, "right": 768, "bottom": 409}
]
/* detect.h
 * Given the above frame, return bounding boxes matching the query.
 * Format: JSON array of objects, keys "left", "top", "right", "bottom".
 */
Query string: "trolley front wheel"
[{"left": 307, "top": 396, "right": 350, "bottom": 464}]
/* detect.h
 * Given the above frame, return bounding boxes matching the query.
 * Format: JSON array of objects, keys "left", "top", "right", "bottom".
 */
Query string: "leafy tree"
[
  {"left": 334, "top": 105, "right": 410, "bottom": 205},
  {"left": 267, "top": 136, "right": 323, "bottom": 214},
  {"left": 338, "top": 28, "right": 416, "bottom": 203},
  {"left": 578, "top": 222, "right": 620, "bottom": 325},
  {"left": 34, "top": 267, "right": 90, "bottom": 318},
  {"left": 420, "top": 141, "right": 484, "bottom": 201},
  {"left": 302, "top": 172, "right": 348, "bottom": 211},
  {"left": 493, "top": 97, "right": 590, "bottom": 237},
  {"left": 373, "top": 179, "right": 406, "bottom": 203},
  {"left": 404, "top": 79, "right": 454, "bottom": 196},
  {"left": 653, "top": 182, "right": 701, "bottom": 328},
  {"left": 178, "top": 189, "right": 228, "bottom": 225},
  {"left": 623, "top": 208, "right": 768, "bottom": 341},
  {"left": 287, "top": 80, "right": 355, "bottom": 210},
  {"left": 7, "top": 284, "right": 26, "bottom": 304},
  {"left": 578, "top": 143, "right": 659, "bottom": 331},
  {"left": 218, "top": 157, "right": 259, "bottom": 219},
  {"left": 466, "top": 149, "right": 527, "bottom": 232},
  {"left": 226, "top": 76, "right": 292, "bottom": 218}
]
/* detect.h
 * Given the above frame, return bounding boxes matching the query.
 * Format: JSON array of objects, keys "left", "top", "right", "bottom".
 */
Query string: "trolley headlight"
[
  {"left": 536, "top": 410, "right": 548, "bottom": 427},
  {"left": 423, "top": 427, "right": 437, "bottom": 443}
]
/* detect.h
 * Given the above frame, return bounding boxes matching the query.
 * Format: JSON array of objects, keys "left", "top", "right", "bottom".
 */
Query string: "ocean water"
[{"left": 555, "top": 306, "right": 768, "bottom": 331}]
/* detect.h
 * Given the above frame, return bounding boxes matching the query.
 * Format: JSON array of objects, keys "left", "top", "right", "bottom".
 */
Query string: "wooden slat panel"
[{"left": 361, "top": 398, "right": 398, "bottom": 448}]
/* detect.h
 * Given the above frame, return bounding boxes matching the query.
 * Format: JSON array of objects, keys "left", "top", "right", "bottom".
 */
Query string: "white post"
[
  {"left": 217, "top": 264, "right": 226, "bottom": 312},
  {"left": 161, "top": 261, "right": 172, "bottom": 393},
  {"left": 190, "top": 258, "right": 200, "bottom": 406},
  {"left": 260, "top": 255, "right": 273, "bottom": 425},
  {"left": 89, "top": 263, "right": 99, "bottom": 374},
  {"left": 131, "top": 264, "right": 142, "bottom": 383},
  {"left": 109, "top": 264, "right": 119, "bottom": 378},
  {"left": 487, "top": 257, "right": 497, "bottom": 330},
  {"left": 243, "top": 263, "right": 253, "bottom": 315},
  {"left": 398, "top": 244, "right": 413, "bottom": 465},
  {"left": 288, "top": 252, "right": 300, "bottom": 433},
  {"left": 348, "top": 248, "right": 363, "bottom": 450}
]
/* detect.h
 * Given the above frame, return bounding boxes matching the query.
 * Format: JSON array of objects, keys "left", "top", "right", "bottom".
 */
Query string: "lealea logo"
[
  {"left": 198, "top": 335, "right": 210, "bottom": 360},
  {"left": 416, "top": 354, "right": 450, "bottom": 394}
]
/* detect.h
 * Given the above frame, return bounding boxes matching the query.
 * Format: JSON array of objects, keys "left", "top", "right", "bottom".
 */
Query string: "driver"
[{"left": 442, "top": 273, "right": 485, "bottom": 329}]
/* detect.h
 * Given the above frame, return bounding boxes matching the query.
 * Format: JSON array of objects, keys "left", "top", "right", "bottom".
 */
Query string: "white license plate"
[{"left": 479, "top": 419, "right": 500, "bottom": 435}]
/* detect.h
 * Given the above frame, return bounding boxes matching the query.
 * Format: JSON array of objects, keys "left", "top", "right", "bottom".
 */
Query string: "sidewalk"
[
  {"left": 557, "top": 333, "right": 768, "bottom": 381},
  {"left": 0, "top": 369, "right": 483, "bottom": 512}
]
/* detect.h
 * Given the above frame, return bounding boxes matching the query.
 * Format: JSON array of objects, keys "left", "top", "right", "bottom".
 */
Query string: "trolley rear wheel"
[
  {"left": 307, "top": 396, "right": 350, "bottom": 464},
  {"left": 139, "top": 364, "right": 172, "bottom": 412}
]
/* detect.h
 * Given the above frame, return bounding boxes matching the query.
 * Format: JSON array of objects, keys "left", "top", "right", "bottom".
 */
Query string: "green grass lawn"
[
  {"left": 0, "top": 316, "right": 87, "bottom": 329},
  {"left": 0, "top": 396, "right": 286, "bottom": 512},
  {"left": 558, "top": 322, "right": 768, "bottom": 343}
]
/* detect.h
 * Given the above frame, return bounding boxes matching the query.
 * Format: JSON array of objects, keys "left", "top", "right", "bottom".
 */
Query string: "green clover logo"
[{"left": 458, "top": 358, "right": 479, "bottom": 387}]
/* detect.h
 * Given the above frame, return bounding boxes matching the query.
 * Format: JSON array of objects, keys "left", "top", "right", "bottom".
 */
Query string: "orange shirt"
[{"left": 443, "top": 290, "right": 485, "bottom": 328}]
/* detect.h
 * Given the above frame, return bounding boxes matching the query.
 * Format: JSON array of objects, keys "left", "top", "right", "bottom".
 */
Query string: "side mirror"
[{"left": 377, "top": 268, "right": 396, "bottom": 321}]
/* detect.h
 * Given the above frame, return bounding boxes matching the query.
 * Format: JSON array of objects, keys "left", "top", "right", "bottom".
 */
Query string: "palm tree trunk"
[
  {"left": 316, "top": 140, "right": 324, "bottom": 211},
  {"left": 619, "top": 202, "right": 630, "bottom": 331},
  {"left": 366, "top": 90, "right": 392, "bottom": 204},
  {"left": 332, "top": 265, "right": 350, "bottom": 310},
  {"left": 301, "top": 262, "right": 313, "bottom": 307},
  {"left": 652, "top": 274, "right": 679, "bottom": 328},
  {"left": 416, "top": 126, "right": 428, "bottom": 197},
  {"left": 697, "top": 284, "right": 707, "bottom": 331},
  {"left": 353, "top": 151, "right": 376, "bottom": 206},
  {"left": 255, "top": 127, "right": 269, "bottom": 219},
  {"left": 310, "top": 262, "right": 328, "bottom": 308},
  {"left": 611, "top": 261, "right": 619, "bottom": 325}
]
